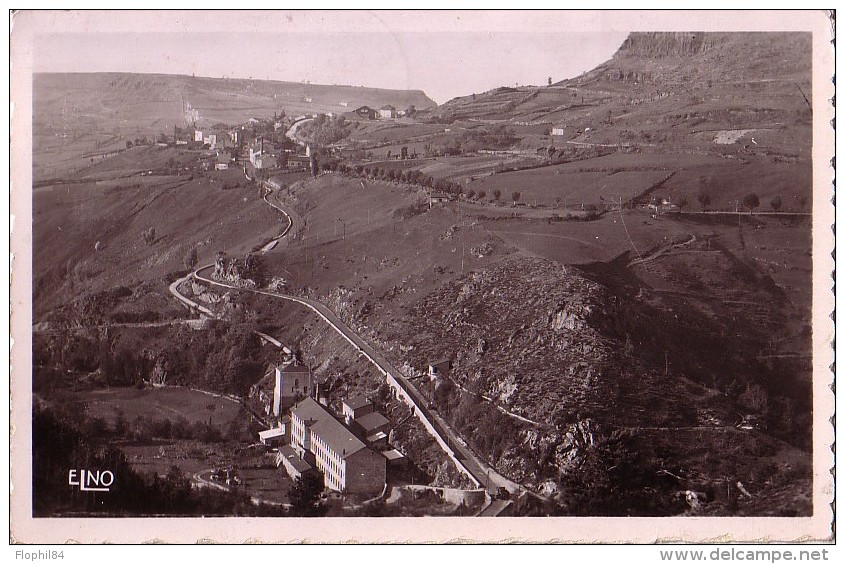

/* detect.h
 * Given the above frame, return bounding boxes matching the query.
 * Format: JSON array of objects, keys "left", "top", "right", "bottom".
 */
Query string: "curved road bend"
[
  {"left": 172, "top": 182, "right": 525, "bottom": 495},
  {"left": 193, "top": 264, "right": 521, "bottom": 495}
]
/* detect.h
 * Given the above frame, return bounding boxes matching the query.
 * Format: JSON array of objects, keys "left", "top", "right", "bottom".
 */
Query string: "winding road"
[{"left": 171, "top": 178, "right": 525, "bottom": 496}]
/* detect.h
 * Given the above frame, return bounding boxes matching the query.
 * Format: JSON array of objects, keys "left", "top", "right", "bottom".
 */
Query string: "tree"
[
  {"left": 477, "top": 190, "right": 486, "bottom": 200},
  {"left": 742, "top": 193, "right": 760, "bottom": 214},
  {"left": 697, "top": 190, "right": 711, "bottom": 210},
  {"left": 493, "top": 189, "right": 502, "bottom": 201},
  {"left": 770, "top": 195, "right": 783, "bottom": 212},
  {"left": 512, "top": 191, "right": 521, "bottom": 204},
  {"left": 288, "top": 472, "right": 327, "bottom": 516},
  {"left": 548, "top": 76, "right": 553, "bottom": 86},
  {"left": 466, "top": 189, "right": 476, "bottom": 199},
  {"left": 125, "top": 140, "right": 133, "bottom": 150},
  {"left": 677, "top": 196, "right": 689, "bottom": 211},
  {"left": 183, "top": 248, "right": 198, "bottom": 271}
]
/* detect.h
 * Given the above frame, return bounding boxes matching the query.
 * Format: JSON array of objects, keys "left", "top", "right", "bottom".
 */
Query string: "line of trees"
[{"left": 329, "top": 163, "right": 467, "bottom": 197}]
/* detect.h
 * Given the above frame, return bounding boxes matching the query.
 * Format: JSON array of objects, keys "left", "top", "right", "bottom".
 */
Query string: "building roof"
[
  {"left": 429, "top": 358, "right": 451, "bottom": 370},
  {"left": 381, "top": 449, "right": 405, "bottom": 461},
  {"left": 291, "top": 396, "right": 326, "bottom": 426},
  {"left": 292, "top": 397, "right": 367, "bottom": 458},
  {"left": 278, "top": 444, "right": 313, "bottom": 473},
  {"left": 380, "top": 105, "right": 395, "bottom": 110},
  {"left": 366, "top": 431, "right": 388, "bottom": 443},
  {"left": 311, "top": 417, "right": 367, "bottom": 459},
  {"left": 355, "top": 411, "right": 390, "bottom": 433},
  {"left": 281, "top": 361, "right": 310, "bottom": 374},
  {"left": 258, "top": 427, "right": 285, "bottom": 440},
  {"left": 343, "top": 395, "right": 372, "bottom": 411}
]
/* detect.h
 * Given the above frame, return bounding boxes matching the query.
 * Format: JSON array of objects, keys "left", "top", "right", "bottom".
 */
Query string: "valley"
[{"left": 30, "top": 31, "right": 815, "bottom": 518}]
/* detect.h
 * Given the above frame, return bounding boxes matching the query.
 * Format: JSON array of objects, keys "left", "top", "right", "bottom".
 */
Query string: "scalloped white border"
[{"left": 8, "top": 9, "right": 835, "bottom": 544}]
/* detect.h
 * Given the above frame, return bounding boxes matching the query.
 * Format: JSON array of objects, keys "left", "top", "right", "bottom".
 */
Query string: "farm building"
[
  {"left": 215, "top": 150, "right": 233, "bottom": 171},
  {"left": 551, "top": 126, "right": 566, "bottom": 136},
  {"left": 290, "top": 397, "right": 387, "bottom": 495},
  {"left": 429, "top": 193, "right": 449, "bottom": 208},
  {"left": 352, "top": 106, "right": 377, "bottom": 120},
  {"left": 287, "top": 155, "right": 311, "bottom": 170},
  {"left": 379, "top": 105, "right": 396, "bottom": 119}
]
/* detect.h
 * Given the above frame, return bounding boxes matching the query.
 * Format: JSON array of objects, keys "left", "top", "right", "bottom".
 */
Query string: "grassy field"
[
  {"left": 471, "top": 167, "right": 669, "bottom": 206},
  {"left": 84, "top": 386, "right": 243, "bottom": 425},
  {"left": 347, "top": 121, "right": 445, "bottom": 144},
  {"left": 481, "top": 208, "right": 691, "bottom": 264}
]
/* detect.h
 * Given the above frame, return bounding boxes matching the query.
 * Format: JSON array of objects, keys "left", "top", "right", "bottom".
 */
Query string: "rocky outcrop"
[{"left": 616, "top": 32, "right": 713, "bottom": 58}]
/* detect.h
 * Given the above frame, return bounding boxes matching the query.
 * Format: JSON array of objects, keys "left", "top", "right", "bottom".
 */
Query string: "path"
[{"left": 628, "top": 234, "right": 697, "bottom": 267}]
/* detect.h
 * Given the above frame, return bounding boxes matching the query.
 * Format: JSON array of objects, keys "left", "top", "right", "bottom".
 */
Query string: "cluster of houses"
[
  {"left": 170, "top": 118, "right": 311, "bottom": 173},
  {"left": 256, "top": 361, "right": 405, "bottom": 496}
]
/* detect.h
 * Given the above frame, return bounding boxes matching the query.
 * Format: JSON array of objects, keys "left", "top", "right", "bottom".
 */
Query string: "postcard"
[{"left": 9, "top": 9, "right": 835, "bottom": 544}]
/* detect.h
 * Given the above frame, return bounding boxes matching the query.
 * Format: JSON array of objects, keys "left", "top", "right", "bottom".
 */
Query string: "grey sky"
[{"left": 32, "top": 11, "right": 629, "bottom": 104}]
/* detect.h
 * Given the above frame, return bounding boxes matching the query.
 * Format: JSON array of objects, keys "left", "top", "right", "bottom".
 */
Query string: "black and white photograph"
[{"left": 9, "top": 9, "right": 834, "bottom": 544}]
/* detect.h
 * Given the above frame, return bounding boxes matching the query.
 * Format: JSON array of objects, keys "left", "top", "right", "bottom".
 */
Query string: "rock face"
[
  {"left": 616, "top": 32, "right": 713, "bottom": 58},
  {"left": 402, "top": 257, "right": 615, "bottom": 424},
  {"left": 554, "top": 419, "right": 601, "bottom": 473}
]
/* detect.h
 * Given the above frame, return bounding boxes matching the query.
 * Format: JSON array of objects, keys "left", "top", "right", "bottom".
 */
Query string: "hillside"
[
  {"left": 434, "top": 32, "right": 811, "bottom": 158},
  {"left": 32, "top": 72, "right": 435, "bottom": 180},
  {"left": 29, "top": 31, "right": 815, "bottom": 517},
  {"left": 34, "top": 72, "right": 435, "bottom": 131}
]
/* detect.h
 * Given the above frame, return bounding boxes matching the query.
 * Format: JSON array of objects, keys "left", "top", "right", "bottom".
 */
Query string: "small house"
[
  {"left": 277, "top": 444, "right": 316, "bottom": 480},
  {"left": 551, "top": 126, "right": 566, "bottom": 136},
  {"left": 429, "top": 193, "right": 449, "bottom": 208},
  {"left": 428, "top": 358, "right": 451, "bottom": 381},
  {"left": 379, "top": 105, "right": 396, "bottom": 119},
  {"left": 215, "top": 150, "right": 233, "bottom": 171},
  {"left": 353, "top": 106, "right": 377, "bottom": 120},
  {"left": 342, "top": 395, "right": 374, "bottom": 421}
]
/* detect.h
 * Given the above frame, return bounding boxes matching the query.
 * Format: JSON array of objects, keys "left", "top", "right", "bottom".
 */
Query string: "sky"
[{"left": 29, "top": 12, "right": 630, "bottom": 104}]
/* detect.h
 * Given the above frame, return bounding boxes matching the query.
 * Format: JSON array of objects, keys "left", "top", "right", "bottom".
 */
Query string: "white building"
[{"left": 290, "top": 397, "right": 387, "bottom": 495}]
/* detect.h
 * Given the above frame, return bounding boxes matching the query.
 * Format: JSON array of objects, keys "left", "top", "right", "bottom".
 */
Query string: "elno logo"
[{"left": 68, "top": 469, "right": 114, "bottom": 492}]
